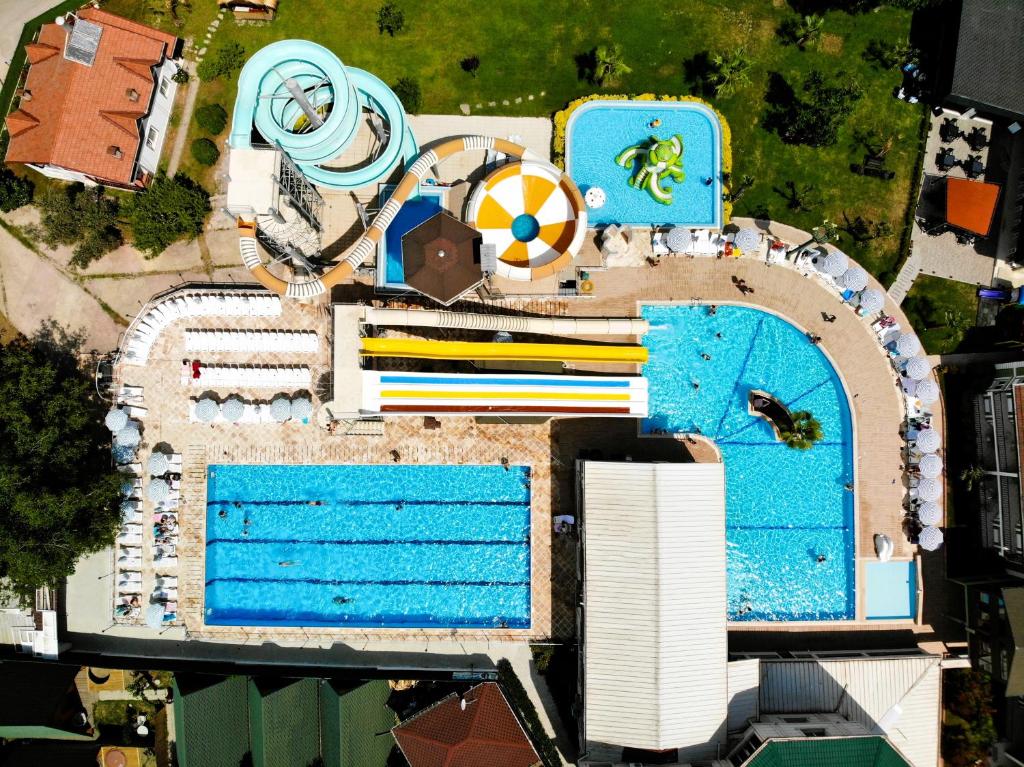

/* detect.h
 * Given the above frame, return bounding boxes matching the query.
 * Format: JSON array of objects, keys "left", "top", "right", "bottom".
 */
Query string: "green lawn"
[
  {"left": 99, "top": 0, "right": 924, "bottom": 281},
  {"left": 902, "top": 275, "right": 980, "bottom": 354}
]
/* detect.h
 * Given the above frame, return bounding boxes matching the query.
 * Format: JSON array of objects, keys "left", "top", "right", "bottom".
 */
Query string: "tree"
[
  {"left": 592, "top": 43, "right": 632, "bottom": 87},
  {"left": 842, "top": 213, "right": 893, "bottom": 242},
  {"left": 959, "top": 465, "right": 986, "bottom": 491},
  {"left": 787, "top": 218, "right": 839, "bottom": 257},
  {"left": 392, "top": 77, "right": 422, "bottom": 114},
  {"left": 770, "top": 70, "right": 862, "bottom": 147},
  {"left": 126, "top": 173, "right": 210, "bottom": 258},
  {"left": 942, "top": 669, "right": 997, "bottom": 767},
  {"left": 707, "top": 49, "right": 752, "bottom": 96},
  {"left": 171, "top": 66, "right": 190, "bottom": 84},
  {"left": 0, "top": 168, "right": 34, "bottom": 212},
  {"left": 190, "top": 138, "right": 221, "bottom": 166},
  {"left": 194, "top": 103, "right": 227, "bottom": 135},
  {"left": 864, "top": 38, "right": 918, "bottom": 70},
  {"left": 725, "top": 173, "right": 755, "bottom": 203},
  {"left": 376, "top": 1, "right": 405, "bottom": 36},
  {"left": 781, "top": 14, "right": 825, "bottom": 49},
  {"left": 33, "top": 185, "right": 122, "bottom": 268},
  {"left": 779, "top": 410, "right": 824, "bottom": 450},
  {"left": 0, "top": 322, "right": 122, "bottom": 599},
  {"left": 776, "top": 180, "right": 820, "bottom": 212},
  {"left": 460, "top": 55, "right": 480, "bottom": 78},
  {"left": 196, "top": 41, "right": 245, "bottom": 82}
]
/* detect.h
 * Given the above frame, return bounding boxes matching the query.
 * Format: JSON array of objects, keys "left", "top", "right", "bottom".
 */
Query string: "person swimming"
[
  {"left": 307, "top": 500, "right": 323, "bottom": 506},
  {"left": 218, "top": 510, "right": 227, "bottom": 519},
  {"left": 233, "top": 501, "right": 242, "bottom": 509},
  {"left": 816, "top": 554, "right": 827, "bottom": 564},
  {"left": 278, "top": 561, "right": 298, "bottom": 567},
  {"left": 333, "top": 596, "right": 353, "bottom": 605},
  {"left": 395, "top": 501, "right": 404, "bottom": 512}
]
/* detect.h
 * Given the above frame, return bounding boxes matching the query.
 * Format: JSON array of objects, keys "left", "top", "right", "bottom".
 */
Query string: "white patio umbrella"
[
  {"left": 221, "top": 396, "right": 245, "bottom": 423},
  {"left": 905, "top": 356, "right": 932, "bottom": 381},
  {"left": 195, "top": 397, "right": 218, "bottom": 423},
  {"left": 822, "top": 250, "right": 849, "bottom": 277},
  {"left": 112, "top": 444, "right": 137, "bottom": 465},
  {"left": 918, "top": 525, "right": 944, "bottom": 551},
  {"left": 116, "top": 423, "right": 141, "bottom": 448},
  {"left": 915, "top": 379, "right": 940, "bottom": 404},
  {"left": 733, "top": 228, "right": 760, "bottom": 253},
  {"left": 914, "top": 428, "right": 941, "bottom": 453},
  {"left": 119, "top": 500, "right": 137, "bottom": 516},
  {"left": 148, "top": 478, "right": 170, "bottom": 502},
  {"left": 666, "top": 227, "right": 690, "bottom": 253},
  {"left": 145, "top": 603, "right": 166, "bottom": 629},
  {"left": 917, "top": 501, "right": 942, "bottom": 527},
  {"left": 269, "top": 396, "right": 291, "bottom": 422},
  {"left": 895, "top": 332, "right": 921, "bottom": 357},
  {"left": 840, "top": 266, "right": 869, "bottom": 292},
  {"left": 291, "top": 396, "right": 312, "bottom": 420},
  {"left": 918, "top": 453, "right": 944, "bottom": 479},
  {"left": 120, "top": 480, "right": 136, "bottom": 496},
  {"left": 148, "top": 452, "right": 170, "bottom": 476},
  {"left": 915, "top": 477, "right": 942, "bottom": 502},
  {"left": 105, "top": 407, "right": 128, "bottom": 432},
  {"left": 858, "top": 288, "right": 885, "bottom": 314}
]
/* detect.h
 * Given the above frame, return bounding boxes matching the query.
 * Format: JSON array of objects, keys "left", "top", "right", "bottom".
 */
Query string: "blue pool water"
[
  {"left": 381, "top": 185, "right": 445, "bottom": 286},
  {"left": 865, "top": 561, "right": 917, "bottom": 620},
  {"left": 204, "top": 464, "right": 531, "bottom": 628},
  {"left": 566, "top": 100, "right": 722, "bottom": 228},
  {"left": 641, "top": 305, "right": 856, "bottom": 621}
]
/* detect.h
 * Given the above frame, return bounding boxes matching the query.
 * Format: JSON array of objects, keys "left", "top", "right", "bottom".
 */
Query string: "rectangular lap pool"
[{"left": 204, "top": 464, "right": 531, "bottom": 629}]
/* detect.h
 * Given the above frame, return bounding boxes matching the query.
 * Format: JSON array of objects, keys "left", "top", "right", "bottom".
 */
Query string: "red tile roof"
[
  {"left": 946, "top": 176, "right": 1002, "bottom": 236},
  {"left": 392, "top": 683, "right": 541, "bottom": 767},
  {"left": 4, "top": 9, "right": 179, "bottom": 186}
]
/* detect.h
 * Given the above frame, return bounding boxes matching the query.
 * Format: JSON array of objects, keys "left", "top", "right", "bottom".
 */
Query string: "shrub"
[
  {"left": 126, "top": 173, "right": 210, "bottom": 258},
  {"left": 392, "top": 77, "right": 421, "bottom": 114},
  {"left": 0, "top": 168, "right": 34, "bottom": 212},
  {"left": 171, "top": 66, "right": 190, "bottom": 84},
  {"left": 460, "top": 55, "right": 480, "bottom": 77},
  {"left": 197, "top": 41, "right": 245, "bottom": 82},
  {"left": 497, "top": 659, "right": 561, "bottom": 767},
  {"left": 765, "top": 70, "right": 862, "bottom": 148},
  {"left": 190, "top": 138, "right": 220, "bottom": 166},
  {"left": 35, "top": 184, "right": 121, "bottom": 268},
  {"left": 194, "top": 103, "right": 227, "bottom": 135},
  {"left": 376, "top": 1, "right": 405, "bottom": 36}
]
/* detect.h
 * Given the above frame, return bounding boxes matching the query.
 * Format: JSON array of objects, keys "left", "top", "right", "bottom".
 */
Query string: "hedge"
[
  {"left": 497, "top": 658, "right": 561, "bottom": 767},
  {"left": 552, "top": 93, "right": 735, "bottom": 223}
]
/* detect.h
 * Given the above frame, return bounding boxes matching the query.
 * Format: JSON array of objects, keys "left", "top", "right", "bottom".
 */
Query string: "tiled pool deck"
[{"left": 115, "top": 220, "right": 938, "bottom": 643}]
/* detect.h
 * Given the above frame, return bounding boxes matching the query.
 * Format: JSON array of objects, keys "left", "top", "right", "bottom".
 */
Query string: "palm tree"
[
  {"left": 780, "top": 410, "right": 824, "bottom": 450},
  {"left": 960, "top": 465, "right": 986, "bottom": 492},
  {"left": 796, "top": 14, "right": 825, "bottom": 49},
  {"left": 787, "top": 219, "right": 839, "bottom": 257},
  {"left": 708, "top": 50, "right": 753, "bottom": 96},
  {"left": 593, "top": 44, "right": 632, "bottom": 87}
]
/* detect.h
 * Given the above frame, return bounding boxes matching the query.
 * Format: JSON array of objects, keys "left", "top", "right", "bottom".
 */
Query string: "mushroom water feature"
[{"left": 615, "top": 134, "right": 685, "bottom": 205}]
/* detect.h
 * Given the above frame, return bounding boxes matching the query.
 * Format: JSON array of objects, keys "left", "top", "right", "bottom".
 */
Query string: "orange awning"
[{"left": 946, "top": 177, "right": 1001, "bottom": 236}]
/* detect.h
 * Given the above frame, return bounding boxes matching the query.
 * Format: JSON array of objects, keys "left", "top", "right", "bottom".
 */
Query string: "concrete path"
[
  {"left": 888, "top": 249, "right": 922, "bottom": 304},
  {"left": 166, "top": 60, "right": 201, "bottom": 177},
  {"left": 0, "top": 0, "right": 54, "bottom": 87}
]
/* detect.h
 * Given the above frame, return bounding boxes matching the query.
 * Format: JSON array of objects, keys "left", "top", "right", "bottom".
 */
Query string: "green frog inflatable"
[{"left": 615, "top": 134, "right": 685, "bottom": 205}]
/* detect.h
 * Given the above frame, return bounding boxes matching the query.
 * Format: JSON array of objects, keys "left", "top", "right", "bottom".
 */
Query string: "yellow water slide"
[{"left": 359, "top": 337, "right": 648, "bottom": 364}]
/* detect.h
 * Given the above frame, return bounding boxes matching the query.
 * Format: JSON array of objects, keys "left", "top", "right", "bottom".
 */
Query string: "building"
[
  {"left": 945, "top": 0, "right": 1024, "bottom": 122},
  {"left": 971, "top": 361, "right": 1024, "bottom": 571},
  {"left": 0, "top": 661, "right": 93, "bottom": 741},
  {"left": 949, "top": 581, "right": 1024, "bottom": 697},
  {"left": 3, "top": 9, "right": 181, "bottom": 189}
]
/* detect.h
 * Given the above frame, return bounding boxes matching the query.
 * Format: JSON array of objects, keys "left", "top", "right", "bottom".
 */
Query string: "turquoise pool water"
[
  {"left": 641, "top": 305, "right": 856, "bottom": 621},
  {"left": 566, "top": 100, "right": 722, "bottom": 228},
  {"left": 204, "top": 464, "right": 531, "bottom": 628},
  {"left": 865, "top": 561, "right": 917, "bottom": 620},
  {"left": 380, "top": 185, "right": 445, "bottom": 286}
]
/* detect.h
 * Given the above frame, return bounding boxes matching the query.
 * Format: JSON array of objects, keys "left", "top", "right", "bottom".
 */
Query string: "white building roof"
[
  {"left": 758, "top": 656, "right": 942, "bottom": 767},
  {"left": 225, "top": 147, "right": 280, "bottom": 217},
  {"left": 581, "top": 460, "right": 727, "bottom": 760}
]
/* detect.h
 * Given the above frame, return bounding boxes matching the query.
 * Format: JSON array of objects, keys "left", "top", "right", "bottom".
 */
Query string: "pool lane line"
[
  {"left": 205, "top": 537, "right": 530, "bottom": 546},
  {"left": 714, "top": 440, "right": 847, "bottom": 447},
  {"left": 712, "top": 316, "right": 764, "bottom": 440},
  {"left": 726, "top": 524, "right": 851, "bottom": 531},
  {"left": 205, "top": 499, "right": 532, "bottom": 508},
  {"left": 206, "top": 577, "right": 531, "bottom": 587}
]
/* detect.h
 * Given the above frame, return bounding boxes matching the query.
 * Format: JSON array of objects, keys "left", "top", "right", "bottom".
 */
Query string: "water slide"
[
  {"left": 359, "top": 337, "right": 649, "bottom": 364},
  {"left": 362, "top": 371, "right": 648, "bottom": 417},
  {"left": 238, "top": 136, "right": 586, "bottom": 298},
  {"left": 361, "top": 307, "right": 649, "bottom": 336},
  {"left": 229, "top": 40, "right": 417, "bottom": 191},
  {"left": 977, "top": 286, "right": 1023, "bottom": 303}
]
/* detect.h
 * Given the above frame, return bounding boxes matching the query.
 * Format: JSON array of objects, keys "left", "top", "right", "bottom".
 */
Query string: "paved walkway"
[
  {"left": 0, "top": 0, "right": 51, "bottom": 87},
  {"left": 889, "top": 249, "right": 921, "bottom": 304},
  {"left": 165, "top": 60, "right": 201, "bottom": 177}
]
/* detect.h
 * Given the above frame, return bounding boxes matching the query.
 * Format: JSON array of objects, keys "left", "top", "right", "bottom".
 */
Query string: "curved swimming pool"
[{"left": 642, "top": 304, "right": 856, "bottom": 621}]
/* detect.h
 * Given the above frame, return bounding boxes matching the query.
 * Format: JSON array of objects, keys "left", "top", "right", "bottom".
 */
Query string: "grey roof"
[
  {"left": 950, "top": 0, "right": 1024, "bottom": 118},
  {"left": 1003, "top": 587, "right": 1024, "bottom": 696},
  {"left": 64, "top": 18, "right": 103, "bottom": 67}
]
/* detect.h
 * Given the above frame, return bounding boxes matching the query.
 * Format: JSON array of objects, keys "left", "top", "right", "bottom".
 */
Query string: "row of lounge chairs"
[
  {"left": 184, "top": 329, "right": 319, "bottom": 354},
  {"left": 190, "top": 364, "right": 312, "bottom": 388}
]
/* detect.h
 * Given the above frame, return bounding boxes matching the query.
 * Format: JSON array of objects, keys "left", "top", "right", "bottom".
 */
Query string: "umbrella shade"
[
  {"left": 666, "top": 227, "right": 690, "bottom": 252},
  {"left": 148, "top": 452, "right": 170, "bottom": 476},
  {"left": 116, "top": 423, "right": 141, "bottom": 447},
  {"left": 147, "top": 478, "right": 170, "bottom": 502},
  {"left": 120, "top": 480, "right": 136, "bottom": 496},
  {"left": 858, "top": 288, "right": 885, "bottom": 314},
  {"left": 915, "top": 478, "right": 942, "bottom": 502},
  {"left": 918, "top": 453, "right": 944, "bottom": 478},
  {"left": 269, "top": 396, "right": 292, "bottom": 422},
  {"left": 915, "top": 379, "right": 940, "bottom": 404},
  {"left": 119, "top": 500, "right": 137, "bottom": 516},
  {"left": 291, "top": 396, "right": 312, "bottom": 420},
  {"left": 733, "top": 228, "right": 760, "bottom": 252},
  {"left": 822, "top": 250, "right": 849, "bottom": 277},
  {"left": 918, "top": 525, "right": 944, "bottom": 551},
  {"left": 917, "top": 501, "right": 942, "bottom": 526},
  {"left": 145, "top": 603, "right": 165, "bottom": 629},
  {"left": 402, "top": 212, "right": 483, "bottom": 306},
  {"left": 112, "top": 444, "right": 137, "bottom": 465},
  {"left": 105, "top": 408, "right": 128, "bottom": 432},
  {"left": 840, "top": 266, "right": 869, "bottom": 291},
  {"left": 895, "top": 332, "right": 921, "bottom": 357},
  {"left": 914, "top": 428, "right": 942, "bottom": 453},
  {"left": 905, "top": 356, "right": 933, "bottom": 381},
  {"left": 195, "top": 397, "right": 218, "bottom": 423},
  {"left": 221, "top": 396, "right": 245, "bottom": 423}
]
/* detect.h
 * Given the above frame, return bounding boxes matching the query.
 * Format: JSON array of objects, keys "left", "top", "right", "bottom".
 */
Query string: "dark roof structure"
[
  {"left": 402, "top": 212, "right": 484, "bottom": 306},
  {"left": 949, "top": 0, "right": 1024, "bottom": 119},
  {"left": 1003, "top": 587, "right": 1024, "bottom": 696},
  {"left": 744, "top": 737, "right": 912, "bottom": 767},
  {"left": 173, "top": 674, "right": 251, "bottom": 767},
  {"left": 248, "top": 677, "right": 321, "bottom": 767},
  {"left": 0, "top": 661, "right": 92, "bottom": 741},
  {"left": 947, "top": 177, "right": 1002, "bottom": 235}
]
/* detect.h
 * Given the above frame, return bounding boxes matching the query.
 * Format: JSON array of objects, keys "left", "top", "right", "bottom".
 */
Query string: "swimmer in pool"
[
  {"left": 308, "top": 500, "right": 323, "bottom": 506},
  {"left": 233, "top": 501, "right": 242, "bottom": 509},
  {"left": 395, "top": 501, "right": 404, "bottom": 512},
  {"left": 278, "top": 561, "right": 298, "bottom": 567},
  {"left": 333, "top": 596, "right": 353, "bottom": 605},
  {"left": 816, "top": 554, "right": 827, "bottom": 564},
  {"left": 218, "top": 510, "right": 227, "bottom": 519}
]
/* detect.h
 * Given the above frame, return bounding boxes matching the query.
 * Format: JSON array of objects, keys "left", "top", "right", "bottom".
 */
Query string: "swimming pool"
[
  {"left": 204, "top": 464, "right": 531, "bottom": 628},
  {"left": 376, "top": 184, "right": 446, "bottom": 288},
  {"left": 566, "top": 100, "right": 722, "bottom": 228},
  {"left": 641, "top": 304, "right": 855, "bottom": 621}
]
